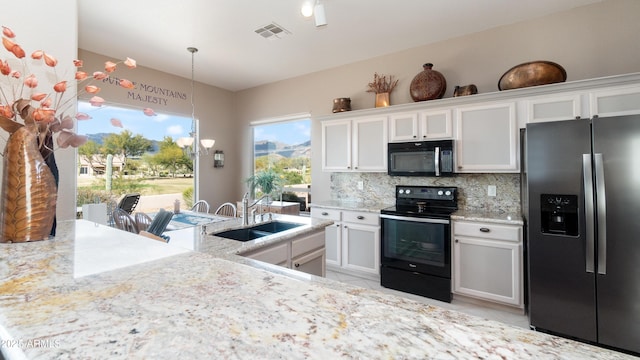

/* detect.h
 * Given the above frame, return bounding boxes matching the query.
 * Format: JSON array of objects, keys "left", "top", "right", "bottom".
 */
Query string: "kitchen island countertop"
[{"left": 0, "top": 219, "right": 633, "bottom": 359}]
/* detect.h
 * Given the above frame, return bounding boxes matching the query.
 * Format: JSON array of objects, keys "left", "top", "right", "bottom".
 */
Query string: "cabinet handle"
[
  {"left": 321, "top": 212, "right": 329, "bottom": 216},
  {"left": 335, "top": 224, "right": 340, "bottom": 227},
  {"left": 344, "top": 225, "right": 348, "bottom": 229},
  {"left": 413, "top": 135, "right": 417, "bottom": 138},
  {"left": 354, "top": 167, "right": 358, "bottom": 169},
  {"left": 294, "top": 263, "right": 300, "bottom": 268},
  {"left": 357, "top": 215, "right": 365, "bottom": 220},
  {"left": 455, "top": 239, "right": 459, "bottom": 243},
  {"left": 479, "top": 227, "right": 491, "bottom": 233}
]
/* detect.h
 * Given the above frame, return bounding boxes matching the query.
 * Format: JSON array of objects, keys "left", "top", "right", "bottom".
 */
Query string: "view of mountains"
[
  {"left": 254, "top": 140, "right": 311, "bottom": 159},
  {"left": 84, "top": 134, "right": 310, "bottom": 158}
]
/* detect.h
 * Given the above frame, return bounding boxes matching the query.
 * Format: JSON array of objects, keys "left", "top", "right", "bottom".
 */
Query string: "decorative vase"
[
  {"left": 375, "top": 92, "right": 390, "bottom": 107},
  {"left": 0, "top": 122, "right": 57, "bottom": 243},
  {"left": 409, "top": 63, "right": 447, "bottom": 102}
]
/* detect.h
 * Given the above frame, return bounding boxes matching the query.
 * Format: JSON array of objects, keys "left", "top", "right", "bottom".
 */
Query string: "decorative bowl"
[{"left": 498, "top": 61, "right": 566, "bottom": 91}]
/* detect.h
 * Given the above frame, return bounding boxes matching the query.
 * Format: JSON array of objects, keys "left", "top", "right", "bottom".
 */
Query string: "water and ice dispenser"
[{"left": 540, "top": 194, "right": 579, "bottom": 236}]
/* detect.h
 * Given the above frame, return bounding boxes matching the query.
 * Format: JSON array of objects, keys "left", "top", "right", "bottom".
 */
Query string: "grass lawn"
[{"left": 78, "top": 176, "right": 194, "bottom": 196}]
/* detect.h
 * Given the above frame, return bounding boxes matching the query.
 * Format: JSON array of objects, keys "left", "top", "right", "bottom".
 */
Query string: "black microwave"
[{"left": 388, "top": 140, "right": 455, "bottom": 177}]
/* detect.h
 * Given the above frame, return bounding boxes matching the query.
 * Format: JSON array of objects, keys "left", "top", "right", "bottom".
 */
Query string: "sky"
[
  {"left": 77, "top": 101, "right": 311, "bottom": 146},
  {"left": 253, "top": 120, "right": 311, "bottom": 146},
  {"left": 76, "top": 101, "right": 192, "bottom": 141}
]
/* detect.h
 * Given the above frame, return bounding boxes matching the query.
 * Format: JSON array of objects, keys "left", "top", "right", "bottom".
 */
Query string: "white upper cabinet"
[
  {"left": 389, "top": 110, "right": 452, "bottom": 141},
  {"left": 455, "top": 102, "right": 518, "bottom": 173},
  {"left": 526, "top": 93, "right": 582, "bottom": 123},
  {"left": 317, "top": 73, "right": 640, "bottom": 174},
  {"left": 322, "top": 116, "right": 387, "bottom": 172},
  {"left": 421, "top": 109, "right": 453, "bottom": 139},
  {"left": 321, "top": 119, "right": 351, "bottom": 171},
  {"left": 352, "top": 117, "right": 388, "bottom": 171},
  {"left": 590, "top": 85, "right": 640, "bottom": 117}
]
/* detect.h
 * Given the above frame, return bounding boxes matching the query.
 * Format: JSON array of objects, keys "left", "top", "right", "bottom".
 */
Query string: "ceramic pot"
[
  {"left": 410, "top": 63, "right": 447, "bottom": 102},
  {"left": 454, "top": 84, "right": 478, "bottom": 97},
  {"left": 332, "top": 98, "right": 351, "bottom": 113}
]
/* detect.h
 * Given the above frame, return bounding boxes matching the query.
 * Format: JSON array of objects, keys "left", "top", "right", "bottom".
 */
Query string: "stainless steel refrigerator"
[{"left": 526, "top": 115, "right": 640, "bottom": 355}]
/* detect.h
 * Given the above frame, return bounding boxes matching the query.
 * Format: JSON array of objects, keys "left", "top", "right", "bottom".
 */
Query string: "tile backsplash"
[{"left": 330, "top": 172, "right": 521, "bottom": 214}]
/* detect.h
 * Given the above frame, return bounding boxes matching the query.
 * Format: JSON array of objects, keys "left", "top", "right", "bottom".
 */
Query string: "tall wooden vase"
[{"left": 0, "top": 121, "right": 57, "bottom": 243}]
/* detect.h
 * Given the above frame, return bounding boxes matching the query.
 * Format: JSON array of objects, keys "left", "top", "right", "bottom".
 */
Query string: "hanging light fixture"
[
  {"left": 301, "top": 0, "right": 328, "bottom": 27},
  {"left": 178, "top": 46, "right": 215, "bottom": 157}
]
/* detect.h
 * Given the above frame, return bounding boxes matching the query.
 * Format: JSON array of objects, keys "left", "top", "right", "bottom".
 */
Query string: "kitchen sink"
[
  {"left": 249, "top": 221, "right": 302, "bottom": 233},
  {"left": 213, "top": 228, "right": 272, "bottom": 242},
  {"left": 213, "top": 221, "right": 303, "bottom": 242}
]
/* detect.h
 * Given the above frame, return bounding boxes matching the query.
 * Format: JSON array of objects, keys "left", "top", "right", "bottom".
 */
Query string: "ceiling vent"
[{"left": 254, "top": 22, "right": 291, "bottom": 40}]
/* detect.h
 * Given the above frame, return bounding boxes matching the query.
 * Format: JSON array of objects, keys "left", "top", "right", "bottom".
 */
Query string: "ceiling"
[{"left": 78, "top": 0, "right": 602, "bottom": 92}]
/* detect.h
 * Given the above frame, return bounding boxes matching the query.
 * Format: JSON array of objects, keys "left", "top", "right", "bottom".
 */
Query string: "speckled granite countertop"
[
  {"left": 452, "top": 210, "right": 524, "bottom": 226},
  {"left": 311, "top": 201, "right": 525, "bottom": 227},
  {"left": 310, "top": 200, "right": 391, "bottom": 213},
  {"left": 0, "top": 218, "right": 632, "bottom": 359}
]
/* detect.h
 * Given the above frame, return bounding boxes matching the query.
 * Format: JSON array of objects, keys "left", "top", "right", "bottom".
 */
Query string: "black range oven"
[{"left": 380, "top": 185, "right": 457, "bottom": 303}]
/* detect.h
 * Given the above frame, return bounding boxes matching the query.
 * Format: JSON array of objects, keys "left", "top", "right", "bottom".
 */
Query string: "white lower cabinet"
[
  {"left": 452, "top": 220, "right": 523, "bottom": 308},
  {"left": 243, "top": 242, "right": 290, "bottom": 268},
  {"left": 311, "top": 207, "right": 380, "bottom": 279},
  {"left": 240, "top": 229, "right": 326, "bottom": 277}
]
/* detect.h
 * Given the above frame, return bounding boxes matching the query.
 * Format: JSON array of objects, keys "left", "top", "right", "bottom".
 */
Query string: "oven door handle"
[{"left": 380, "top": 214, "right": 450, "bottom": 224}]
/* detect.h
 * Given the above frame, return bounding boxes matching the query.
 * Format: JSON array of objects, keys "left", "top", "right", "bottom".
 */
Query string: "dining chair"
[
  {"left": 134, "top": 212, "right": 153, "bottom": 233},
  {"left": 117, "top": 193, "right": 141, "bottom": 214},
  {"left": 191, "top": 200, "right": 210, "bottom": 213},
  {"left": 112, "top": 208, "right": 138, "bottom": 233},
  {"left": 214, "top": 202, "right": 237, "bottom": 217},
  {"left": 146, "top": 208, "right": 174, "bottom": 239}
]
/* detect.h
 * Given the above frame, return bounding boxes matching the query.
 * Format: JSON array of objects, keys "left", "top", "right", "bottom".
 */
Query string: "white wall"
[
  {"left": 1, "top": 1, "right": 78, "bottom": 221},
  {"left": 234, "top": 0, "right": 640, "bottom": 202}
]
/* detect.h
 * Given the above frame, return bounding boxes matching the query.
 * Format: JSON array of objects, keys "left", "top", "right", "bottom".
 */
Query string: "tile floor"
[{"left": 326, "top": 269, "right": 530, "bottom": 329}]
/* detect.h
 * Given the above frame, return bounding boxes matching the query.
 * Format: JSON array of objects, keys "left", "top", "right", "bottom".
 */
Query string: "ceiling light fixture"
[
  {"left": 178, "top": 47, "right": 215, "bottom": 158},
  {"left": 301, "top": 0, "right": 327, "bottom": 27}
]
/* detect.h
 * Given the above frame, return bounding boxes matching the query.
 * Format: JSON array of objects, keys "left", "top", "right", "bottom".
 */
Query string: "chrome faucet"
[{"left": 242, "top": 193, "right": 270, "bottom": 226}]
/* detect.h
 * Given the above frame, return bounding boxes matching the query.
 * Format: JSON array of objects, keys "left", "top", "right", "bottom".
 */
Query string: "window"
[
  {"left": 75, "top": 101, "right": 195, "bottom": 211},
  {"left": 252, "top": 118, "right": 311, "bottom": 211}
]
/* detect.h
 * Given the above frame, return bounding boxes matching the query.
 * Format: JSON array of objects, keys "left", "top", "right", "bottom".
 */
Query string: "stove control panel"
[{"left": 396, "top": 186, "right": 457, "bottom": 201}]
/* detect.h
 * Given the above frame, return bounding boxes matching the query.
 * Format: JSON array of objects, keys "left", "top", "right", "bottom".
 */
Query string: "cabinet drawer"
[
  {"left": 454, "top": 221, "right": 521, "bottom": 242},
  {"left": 342, "top": 211, "right": 379, "bottom": 226},
  {"left": 291, "top": 230, "right": 325, "bottom": 258},
  {"left": 311, "top": 208, "right": 341, "bottom": 221},
  {"left": 243, "top": 243, "right": 289, "bottom": 265}
]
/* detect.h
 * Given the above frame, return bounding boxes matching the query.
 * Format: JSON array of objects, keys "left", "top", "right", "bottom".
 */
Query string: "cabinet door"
[
  {"left": 244, "top": 242, "right": 290, "bottom": 268},
  {"left": 590, "top": 85, "right": 640, "bottom": 117},
  {"left": 322, "top": 120, "right": 351, "bottom": 171},
  {"left": 456, "top": 102, "right": 518, "bottom": 172},
  {"left": 352, "top": 116, "right": 388, "bottom": 171},
  {"left": 453, "top": 236, "right": 521, "bottom": 306},
  {"left": 389, "top": 112, "right": 419, "bottom": 142},
  {"left": 342, "top": 223, "right": 380, "bottom": 275},
  {"left": 324, "top": 223, "right": 341, "bottom": 267},
  {"left": 420, "top": 109, "right": 452, "bottom": 139},
  {"left": 292, "top": 248, "right": 326, "bottom": 277},
  {"left": 527, "top": 94, "right": 582, "bottom": 123}
]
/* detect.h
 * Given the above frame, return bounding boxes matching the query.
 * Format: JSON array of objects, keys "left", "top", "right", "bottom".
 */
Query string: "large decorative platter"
[{"left": 498, "top": 61, "right": 567, "bottom": 91}]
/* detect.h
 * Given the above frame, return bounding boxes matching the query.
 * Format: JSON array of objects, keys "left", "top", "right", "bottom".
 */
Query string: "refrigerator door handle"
[
  {"left": 583, "top": 154, "right": 595, "bottom": 273},
  {"left": 594, "top": 153, "right": 607, "bottom": 275},
  {"left": 434, "top": 146, "right": 441, "bottom": 177}
]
